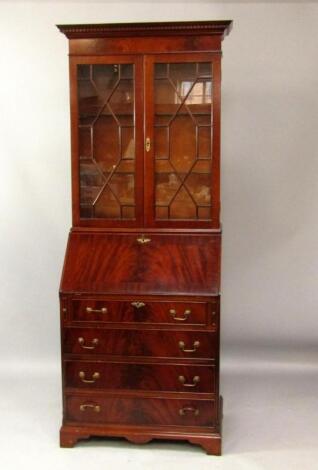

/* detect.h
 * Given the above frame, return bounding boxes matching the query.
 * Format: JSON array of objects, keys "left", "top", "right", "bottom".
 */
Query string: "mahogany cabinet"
[{"left": 57, "top": 20, "right": 232, "bottom": 455}]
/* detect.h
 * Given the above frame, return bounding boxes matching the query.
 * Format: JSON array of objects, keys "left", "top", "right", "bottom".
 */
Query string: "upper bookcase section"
[{"left": 57, "top": 20, "right": 232, "bottom": 55}]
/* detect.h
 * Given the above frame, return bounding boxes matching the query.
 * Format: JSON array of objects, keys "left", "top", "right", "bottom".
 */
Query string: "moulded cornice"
[{"left": 57, "top": 20, "right": 233, "bottom": 40}]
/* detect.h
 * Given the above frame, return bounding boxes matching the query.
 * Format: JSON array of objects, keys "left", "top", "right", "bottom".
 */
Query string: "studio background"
[{"left": 0, "top": 1, "right": 317, "bottom": 469}]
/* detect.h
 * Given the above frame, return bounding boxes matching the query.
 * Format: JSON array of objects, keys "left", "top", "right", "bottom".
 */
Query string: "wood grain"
[
  {"left": 60, "top": 232, "right": 221, "bottom": 296},
  {"left": 63, "top": 327, "right": 217, "bottom": 359},
  {"left": 65, "top": 394, "right": 216, "bottom": 427},
  {"left": 64, "top": 360, "right": 216, "bottom": 393},
  {"left": 70, "top": 298, "right": 209, "bottom": 325},
  {"left": 58, "top": 19, "right": 231, "bottom": 455}
]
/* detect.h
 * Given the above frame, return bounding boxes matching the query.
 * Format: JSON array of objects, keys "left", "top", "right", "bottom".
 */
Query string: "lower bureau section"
[
  {"left": 65, "top": 394, "right": 216, "bottom": 427},
  {"left": 60, "top": 293, "right": 221, "bottom": 454}
]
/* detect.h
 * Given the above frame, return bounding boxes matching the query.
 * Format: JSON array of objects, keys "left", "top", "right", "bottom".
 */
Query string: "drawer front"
[
  {"left": 65, "top": 361, "right": 216, "bottom": 393},
  {"left": 65, "top": 394, "right": 216, "bottom": 427},
  {"left": 63, "top": 328, "right": 217, "bottom": 359},
  {"left": 71, "top": 299, "right": 210, "bottom": 326}
]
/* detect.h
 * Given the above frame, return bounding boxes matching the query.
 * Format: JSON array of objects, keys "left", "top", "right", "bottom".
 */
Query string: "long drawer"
[
  {"left": 64, "top": 361, "right": 216, "bottom": 393},
  {"left": 63, "top": 328, "right": 217, "bottom": 359},
  {"left": 70, "top": 299, "right": 212, "bottom": 326},
  {"left": 65, "top": 394, "right": 216, "bottom": 427}
]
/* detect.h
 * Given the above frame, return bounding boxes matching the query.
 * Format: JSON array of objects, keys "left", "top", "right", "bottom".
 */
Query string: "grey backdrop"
[{"left": 0, "top": 2, "right": 317, "bottom": 469}]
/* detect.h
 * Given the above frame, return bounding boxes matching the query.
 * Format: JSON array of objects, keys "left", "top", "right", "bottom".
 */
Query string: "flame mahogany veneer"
[
  {"left": 58, "top": 20, "right": 232, "bottom": 455},
  {"left": 61, "top": 232, "right": 221, "bottom": 296}
]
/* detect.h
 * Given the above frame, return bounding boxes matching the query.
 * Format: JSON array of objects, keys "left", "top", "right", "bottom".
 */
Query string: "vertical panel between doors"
[{"left": 143, "top": 55, "right": 155, "bottom": 227}]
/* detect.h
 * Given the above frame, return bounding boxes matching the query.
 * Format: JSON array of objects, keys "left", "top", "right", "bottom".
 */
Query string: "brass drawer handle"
[
  {"left": 137, "top": 234, "right": 151, "bottom": 244},
  {"left": 80, "top": 403, "right": 101, "bottom": 413},
  {"left": 178, "top": 340, "right": 200, "bottom": 353},
  {"left": 78, "top": 337, "right": 99, "bottom": 350},
  {"left": 170, "top": 309, "right": 191, "bottom": 321},
  {"left": 131, "top": 301, "right": 146, "bottom": 309},
  {"left": 179, "top": 406, "right": 199, "bottom": 416},
  {"left": 79, "top": 371, "right": 100, "bottom": 384},
  {"left": 86, "top": 307, "right": 108, "bottom": 314},
  {"left": 178, "top": 375, "right": 200, "bottom": 387}
]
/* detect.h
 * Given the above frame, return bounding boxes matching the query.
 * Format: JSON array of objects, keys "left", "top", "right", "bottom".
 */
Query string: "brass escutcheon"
[
  {"left": 131, "top": 301, "right": 146, "bottom": 309},
  {"left": 137, "top": 234, "right": 151, "bottom": 244}
]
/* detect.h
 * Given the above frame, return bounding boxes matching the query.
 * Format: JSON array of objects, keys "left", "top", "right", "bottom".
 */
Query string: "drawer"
[
  {"left": 70, "top": 299, "right": 211, "bottom": 326},
  {"left": 64, "top": 361, "right": 216, "bottom": 393},
  {"left": 63, "top": 328, "right": 217, "bottom": 359},
  {"left": 65, "top": 394, "right": 216, "bottom": 427}
]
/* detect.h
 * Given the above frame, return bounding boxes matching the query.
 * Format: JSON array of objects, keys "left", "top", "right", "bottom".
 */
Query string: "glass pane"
[
  {"left": 154, "top": 127, "right": 169, "bottom": 159},
  {"left": 170, "top": 113, "right": 196, "bottom": 173},
  {"left": 154, "top": 62, "right": 213, "bottom": 221},
  {"left": 155, "top": 173, "right": 179, "bottom": 206},
  {"left": 78, "top": 63, "right": 135, "bottom": 220},
  {"left": 170, "top": 187, "right": 197, "bottom": 219}
]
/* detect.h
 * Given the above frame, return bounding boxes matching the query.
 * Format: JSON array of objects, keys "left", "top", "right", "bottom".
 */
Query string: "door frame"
[
  {"left": 143, "top": 53, "right": 221, "bottom": 229},
  {"left": 70, "top": 54, "right": 144, "bottom": 228}
]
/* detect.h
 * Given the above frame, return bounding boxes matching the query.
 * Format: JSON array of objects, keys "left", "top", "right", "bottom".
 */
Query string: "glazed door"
[
  {"left": 144, "top": 54, "right": 220, "bottom": 228},
  {"left": 71, "top": 55, "right": 144, "bottom": 227}
]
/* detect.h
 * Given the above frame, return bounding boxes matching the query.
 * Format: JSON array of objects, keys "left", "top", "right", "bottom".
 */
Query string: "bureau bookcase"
[{"left": 58, "top": 20, "right": 232, "bottom": 455}]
